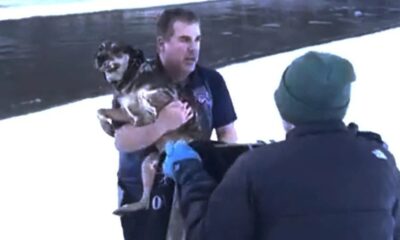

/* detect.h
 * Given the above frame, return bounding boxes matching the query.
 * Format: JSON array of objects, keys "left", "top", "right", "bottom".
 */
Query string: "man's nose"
[{"left": 188, "top": 40, "right": 199, "bottom": 51}]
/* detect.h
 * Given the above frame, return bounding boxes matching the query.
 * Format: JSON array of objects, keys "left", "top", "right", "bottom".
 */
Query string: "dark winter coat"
[{"left": 176, "top": 121, "right": 400, "bottom": 240}]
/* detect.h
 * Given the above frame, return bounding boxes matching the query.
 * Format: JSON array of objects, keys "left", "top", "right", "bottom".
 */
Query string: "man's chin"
[{"left": 183, "top": 63, "right": 196, "bottom": 73}]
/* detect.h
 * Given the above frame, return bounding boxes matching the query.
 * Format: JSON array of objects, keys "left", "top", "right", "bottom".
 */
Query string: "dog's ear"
[
  {"left": 99, "top": 40, "right": 108, "bottom": 50},
  {"left": 97, "top": 40, "right": 113, "bottom": 53},
  {"left": 126, "top": 46, "right": 145, "bottom": 68}
]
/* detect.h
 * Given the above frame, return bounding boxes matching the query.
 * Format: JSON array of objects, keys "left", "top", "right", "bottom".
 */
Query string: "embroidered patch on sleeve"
[
  {"left": 193, "top": 86, "right": 212, "bottom": 107},
  {"left": 372, "top": 149, "right": 388, "bottom": 160}
]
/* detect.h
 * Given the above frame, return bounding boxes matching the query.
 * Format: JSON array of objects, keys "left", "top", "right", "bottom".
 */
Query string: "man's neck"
[
  {"left": 157, "top": 55, "right": 195, "bottom": 82},
  {"left": 160, "top": 61, "right": 191, "bottom": 83},
  {"left": 168, "top": 69, "right": 190, "bottom": 83}
]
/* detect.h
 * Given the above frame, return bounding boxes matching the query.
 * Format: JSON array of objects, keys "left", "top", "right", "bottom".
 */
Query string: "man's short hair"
[{"left": 156, "top": 8, "right": 200, "bottom": 39}]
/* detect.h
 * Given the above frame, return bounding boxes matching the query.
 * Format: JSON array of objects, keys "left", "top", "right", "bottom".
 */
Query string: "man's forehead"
[{"left": 171, "top": 21, "right": 201, "bottom": 37}]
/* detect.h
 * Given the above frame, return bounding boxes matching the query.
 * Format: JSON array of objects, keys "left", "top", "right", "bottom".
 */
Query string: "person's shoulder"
[
  {"left": 348, "top": 122, "right": 390, "bottom": 150},
  {"left": 347, "top": 122, "right": 397, "bottom": 166}
]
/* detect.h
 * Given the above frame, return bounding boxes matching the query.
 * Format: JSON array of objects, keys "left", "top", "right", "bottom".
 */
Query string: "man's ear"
[{"left": 156, "top": 36, "right": 164, "bottom": 52}]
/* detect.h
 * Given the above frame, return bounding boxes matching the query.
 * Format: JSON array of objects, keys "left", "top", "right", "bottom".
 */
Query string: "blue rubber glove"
[{"left": 162, "top": 140, "right": 201, "bottom": 180}]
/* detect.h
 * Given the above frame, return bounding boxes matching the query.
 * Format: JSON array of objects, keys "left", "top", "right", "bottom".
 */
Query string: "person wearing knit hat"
[
  {"left": 160, "top": 51, "right": 400, "bottom": 240},
  {"left": 274, "top": 51, "right": 356, "bottom": 128}
]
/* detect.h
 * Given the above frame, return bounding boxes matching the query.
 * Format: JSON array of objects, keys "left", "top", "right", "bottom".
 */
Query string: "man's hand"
[
  {"left": 156, "top": 100, "right": 194, "bottom": 134},
  {"left": 114, "top": 100, "right": 193, "bottom": 152}
]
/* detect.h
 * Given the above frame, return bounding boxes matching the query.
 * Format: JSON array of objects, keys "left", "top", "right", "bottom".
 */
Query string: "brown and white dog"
[{"left": 94, "top": 40, "right": 203, "bottom": 216}]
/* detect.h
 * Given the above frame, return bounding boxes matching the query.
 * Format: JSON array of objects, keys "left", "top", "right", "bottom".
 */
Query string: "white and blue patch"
[
  {"left": 193, "top": 86, "right": 212, "bottom": 107},
  {"left": 372, "top": 149, "right": 388, "bottom": 160}
]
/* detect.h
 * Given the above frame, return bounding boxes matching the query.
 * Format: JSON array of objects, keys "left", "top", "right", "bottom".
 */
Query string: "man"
[
  {"left": 112, "top": 8, "right": 237, "bottom": 240},
  {"left": 163, "top": 51, "right": 400, "bottom": 240}
]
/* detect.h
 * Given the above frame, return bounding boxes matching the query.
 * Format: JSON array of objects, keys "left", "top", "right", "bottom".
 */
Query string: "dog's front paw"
[
  {"left": 99, "top": 119, "right": 115, "bottom": 137},
  {"left": 97, "top": 109, "right": 115, "bottom": 136},
  {"left": 97, "top": 109, "right": 109, "bottom": 121}
]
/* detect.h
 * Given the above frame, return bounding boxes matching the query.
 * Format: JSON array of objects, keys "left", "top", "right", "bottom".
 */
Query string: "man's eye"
[{"left": 179, "top": 37, "right": 191, "bottom": 43}]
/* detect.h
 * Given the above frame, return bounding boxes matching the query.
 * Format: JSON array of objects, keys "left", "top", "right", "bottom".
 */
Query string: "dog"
[
  {"left": 94, "top": 40, "right": 204, "bottom": 216},
  {"left": 94, "top": 40, "right": 148, "bottom": 135}
]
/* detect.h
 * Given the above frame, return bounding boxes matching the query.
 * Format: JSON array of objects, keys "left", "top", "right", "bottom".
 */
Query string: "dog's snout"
[{"left": 103, "top": 61, "right": 120, "bottom": 72}]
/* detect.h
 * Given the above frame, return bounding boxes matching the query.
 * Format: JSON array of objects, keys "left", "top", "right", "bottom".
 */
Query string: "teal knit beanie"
[{"left": 274, "top": 51, "right": 356, "bottom": 124}]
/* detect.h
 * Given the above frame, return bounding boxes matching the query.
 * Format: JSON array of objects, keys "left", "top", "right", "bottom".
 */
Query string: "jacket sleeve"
[
  {"left": 383, "top": 147, "right": 400, "bottom": 240},
  {"left": 383, "top": 148, "right": 400, "bottom": 240},
  {"left": 393, "top": 166, "right": 400, "bottom": 240},
  {"left": 206, "top": 69, "right": 237, "bottom": 129},
  {"left": 175, "top": 155, "right": 256, "bottom": 240},
  {"left": 353, "top": 126, "right": 400, "bottom": 239}
]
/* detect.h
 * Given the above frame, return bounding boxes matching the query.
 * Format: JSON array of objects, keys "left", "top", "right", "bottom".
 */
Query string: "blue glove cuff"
[{"left": 163, "top": 140, "right": 201, "bottom": 179}]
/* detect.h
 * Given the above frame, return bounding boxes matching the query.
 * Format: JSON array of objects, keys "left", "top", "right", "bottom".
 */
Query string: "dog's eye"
[{"left": 99, "top": 43, "right": 106, "bottom": 51}]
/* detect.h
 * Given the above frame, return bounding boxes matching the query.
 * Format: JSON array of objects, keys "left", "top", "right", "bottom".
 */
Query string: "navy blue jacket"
[{"left": 176, "top": 121, "right": 400, "bottom": 240}]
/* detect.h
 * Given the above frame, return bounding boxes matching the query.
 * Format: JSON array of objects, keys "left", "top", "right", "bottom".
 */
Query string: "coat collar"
[{"left": 286, "top": 121, "right": 348, "bottom": 140}]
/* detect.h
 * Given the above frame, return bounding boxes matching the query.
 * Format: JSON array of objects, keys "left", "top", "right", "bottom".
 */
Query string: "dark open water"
[{"left": 1, "top": 0, "right": 400, "bottom": 119}]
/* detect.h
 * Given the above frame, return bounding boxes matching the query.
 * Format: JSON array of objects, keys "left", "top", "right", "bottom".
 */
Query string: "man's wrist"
[{"left": 155, "top": 118, "right": 168, "bottom": 136}]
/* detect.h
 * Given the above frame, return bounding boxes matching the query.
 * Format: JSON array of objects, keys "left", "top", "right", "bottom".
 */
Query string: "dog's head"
[{"left": 94, "top": 40, "right": 145, "bottom": 88}]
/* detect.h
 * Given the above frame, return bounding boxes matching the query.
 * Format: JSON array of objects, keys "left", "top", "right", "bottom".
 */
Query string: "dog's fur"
[{"left": 94, "top": 40, "right": 203, "bottom": 216}]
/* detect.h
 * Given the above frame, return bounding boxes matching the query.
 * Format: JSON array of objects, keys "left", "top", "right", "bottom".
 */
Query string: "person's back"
[
  {"left": 161, "top": 51, "right": 400, "bottom": 240},
  {"left": 241, "top": 121, "right": 398, "bottom": 239}
]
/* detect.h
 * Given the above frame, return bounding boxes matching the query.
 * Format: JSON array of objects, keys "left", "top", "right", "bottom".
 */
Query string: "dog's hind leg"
[{"left": 113, "top": 152, "right": 159, "bottom": 216}]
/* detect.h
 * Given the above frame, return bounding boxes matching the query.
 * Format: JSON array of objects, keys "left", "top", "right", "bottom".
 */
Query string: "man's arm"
[
  {"left": 206, "top": 69, "right": 238, "bottom": 143},
  {"left": 216, "top": 122, "right": 237, "bottom": 143},
  {"left": 163, "top": 141, "right": 255, "bottom": 240},
  {"left": 176, "top": 155, "right": 255, "bottom": 240},
  {"left": 114, "top": 101, "right": 192, "bottom": 152}
]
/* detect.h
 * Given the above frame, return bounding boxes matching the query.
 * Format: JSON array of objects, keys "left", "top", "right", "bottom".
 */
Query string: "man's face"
[{"left": 158, "top": 20, "right": 201, "bottom": 78}]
